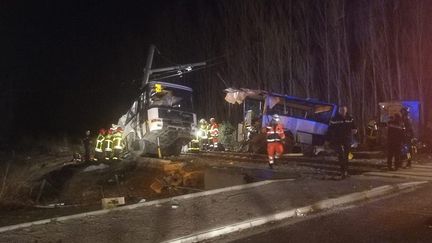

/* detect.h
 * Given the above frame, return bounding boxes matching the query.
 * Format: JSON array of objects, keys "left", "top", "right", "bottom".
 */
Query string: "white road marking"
[{"left": 163, "top": 181, "right": 428, "bottom": 243}]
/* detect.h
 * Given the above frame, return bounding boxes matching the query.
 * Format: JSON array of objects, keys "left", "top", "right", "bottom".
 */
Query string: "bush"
[{"left": 219, "top": 121, "right": 238, "bottom": 151}]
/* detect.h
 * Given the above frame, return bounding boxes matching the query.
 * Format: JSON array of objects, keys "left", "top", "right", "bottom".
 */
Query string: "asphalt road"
[
  {"left": 2, "top": 153, "right": 432, "bottom": 242},
  {"left": 222, "top": 182, "right": 432, "bottom": 243}
]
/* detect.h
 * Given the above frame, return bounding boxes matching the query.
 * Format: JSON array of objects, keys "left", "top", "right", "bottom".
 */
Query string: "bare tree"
[{"left": 154, "top": 0, "right": 432, "bottom": 138}]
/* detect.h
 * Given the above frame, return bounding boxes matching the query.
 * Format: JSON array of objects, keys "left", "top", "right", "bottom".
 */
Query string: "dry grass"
[
  {"left": 0, "top": 136, "right": 81, "bottom": 208},
  {"left": 0, "top": 161, "right": 34, "bottom": 208}
]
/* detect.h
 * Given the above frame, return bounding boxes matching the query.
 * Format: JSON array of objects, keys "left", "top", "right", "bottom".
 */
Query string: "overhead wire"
[
  {"left": 149, "top": 61, "right": 223, "bottom": 81},
  {"left": 132, "top": 44, "right": 230, "bottom": 84}
]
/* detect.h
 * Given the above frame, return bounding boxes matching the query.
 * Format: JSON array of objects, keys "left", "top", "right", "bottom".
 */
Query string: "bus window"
[
  {"left": 126, "top": 101, "right": 138, "bottom": 124},
  {"left": 305, "top": 105, "right": 333, "bottom": 123},
  {"left": 245, "top": 98, "right": 262, "bottom": 117},
  {"left": 268, "top": 103, "right": 285, "bottom": 115},
  {"left": 286, "top": 106, "right": 307, "bottom": 118}
]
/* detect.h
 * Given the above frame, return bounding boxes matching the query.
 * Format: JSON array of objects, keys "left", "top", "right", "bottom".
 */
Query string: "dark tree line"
[
  {"left": 2, "top": 0, "right": 431, "bottom": 144},
  {"left": 158, "top": 0, "right": 432, "bottom": 140}
]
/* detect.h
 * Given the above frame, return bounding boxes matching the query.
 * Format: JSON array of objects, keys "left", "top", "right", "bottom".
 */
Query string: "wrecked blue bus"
[{"left": 224, "top": 88, "right": 338, "bottom": 152}]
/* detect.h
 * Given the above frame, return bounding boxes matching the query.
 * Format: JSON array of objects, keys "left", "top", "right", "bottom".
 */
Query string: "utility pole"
[
  {"left": 141, "top": 45, "right": 156, "bottom": 89},
  {"left": 141, "top": 44, "right": 206, "bottom": 90}
]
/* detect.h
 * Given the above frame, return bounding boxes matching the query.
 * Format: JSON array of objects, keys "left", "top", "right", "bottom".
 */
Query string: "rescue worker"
[
  {"left": 387, "top": 114, "right": 405, "bottom": 170},
  {"left": 264, "top": 114, "right": 285, "bottom": 169},
  {"left": 328, "top": 106, "right": 357, "bottom": 179},
  {"left": 366, "top": 119, "right": 379, "bottom": 150},
  {"left": 246, "top": 118, "right": 260, "bottom": 141},
  {"left": 94, "top": 128, "right": 106, "bottom": 161},
  {"left": 104, "top": 128, "right": 113, "bottom": 160},
  {"left": 82, "top": 130, "right": 92, "bottom": 162},
  {"left": 198, "top": 118, "right": 209, "bottom": 151},
  {"left": 112, "top": 126, "right": 124, "bottom": 160},
  {"left": 401, "top": 108, "right": 414, "bottom": 168},
  {"left": 188, "top": 132, "right": 200, "bottom": 152},
  {"left": 209, "top": 118, "right": 219, "bottom": 151}
]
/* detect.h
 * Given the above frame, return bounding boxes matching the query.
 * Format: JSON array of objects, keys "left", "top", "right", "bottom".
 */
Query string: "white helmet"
[
  {"left": 272, "top": 114, "right": 280, "bottom": 122},
  {"left": 199, "top": 118, "right": 206, "bottom": 124}
]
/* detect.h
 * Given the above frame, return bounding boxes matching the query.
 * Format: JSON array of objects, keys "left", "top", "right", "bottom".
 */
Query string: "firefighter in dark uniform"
[
  {"left": 401, "top": 107, "right": 414, "bottom": 168},
  {"left": 387, "top": 114, "right": 405, "bottom": 170},
  {"left": 366, "top": 119, "right": 379, "bottom": 150},
  {"left": 82, "top": 130, "right": 92, "bottom": 162},
  {"left": 328, "top": 106, "right": 357, "bottom": 179}
]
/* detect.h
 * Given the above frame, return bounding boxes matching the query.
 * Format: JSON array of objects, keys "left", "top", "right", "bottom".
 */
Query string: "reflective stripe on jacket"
[
  {"left": 266, "top": 124, "right": 285, "bottom": 142},
  {"left": 113, "top": 132, "right": 123, "bottom": 150},
  {"left": 95, "top": 134, "right": 105, "bottom": 152},
  {"left": 328, "top": 114, "right": 356, "bottom": 144},
  {"left": 104, "top": 134, "right": 113, "bottom": 152},
  {"left": 198, "top": 125, "right": 209, "bottom": 139},
  {"left": 210, "top": 124, "right": 219, "bottom": 138}
]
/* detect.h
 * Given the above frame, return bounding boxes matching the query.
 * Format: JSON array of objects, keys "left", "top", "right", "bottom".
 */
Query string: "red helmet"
[{"left": 98, "top": 128, "right": 106, "bottom": 134}]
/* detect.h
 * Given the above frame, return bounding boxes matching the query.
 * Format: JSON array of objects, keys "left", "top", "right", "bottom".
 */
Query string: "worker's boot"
[{"left": 268, "top": 158, "right": 274, "bottom": 169}]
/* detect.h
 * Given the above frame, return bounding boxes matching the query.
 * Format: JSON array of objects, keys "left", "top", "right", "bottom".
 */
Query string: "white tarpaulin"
[
  {"left": 224, "top": 89, "right": 247, "bottom": 104},
  {"left": 224, "top": 88, "right": 264, "bottom": 104}
]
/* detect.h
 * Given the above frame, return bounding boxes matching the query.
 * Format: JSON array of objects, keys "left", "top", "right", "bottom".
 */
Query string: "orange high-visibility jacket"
[
  {"left": 266, "top": 124, "right": 285, "bottom": 142},
  {"left": 210, "top": 123, "right": 219, "bottom": 138}
]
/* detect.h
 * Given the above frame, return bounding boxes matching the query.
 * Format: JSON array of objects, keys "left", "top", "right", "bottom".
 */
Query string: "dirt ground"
[
  {"left": 0, "top": 149, "right": 430, "bottom": 228},
  {"left": 0, "top": 154, "right": 210, "bottom": 227}
]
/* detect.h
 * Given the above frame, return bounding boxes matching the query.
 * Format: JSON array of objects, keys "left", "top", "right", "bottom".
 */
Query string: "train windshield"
[{"left": 147, "top": 83, "right": 193, "bottom": 112}]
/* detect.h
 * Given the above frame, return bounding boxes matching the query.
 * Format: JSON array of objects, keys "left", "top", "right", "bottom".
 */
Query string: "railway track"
[{"left": 183, "top": 151, "right": 386, "bottom": 175}]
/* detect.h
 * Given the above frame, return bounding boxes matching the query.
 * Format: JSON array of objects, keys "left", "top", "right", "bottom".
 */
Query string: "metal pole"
[
  {"left": 157, "top": 137, "right": 162, "bottom": 158},
  {"left": 141, "top": 45, "right": 156, "bottom": 89}
]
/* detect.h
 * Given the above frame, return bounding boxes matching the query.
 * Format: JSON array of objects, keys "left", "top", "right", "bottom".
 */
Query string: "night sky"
[
  {"left": 2, "top": 1, "right": 210, "bottom": 141},
  {"left": 2, "top": 0, "right": 432, "bottom": 147}
]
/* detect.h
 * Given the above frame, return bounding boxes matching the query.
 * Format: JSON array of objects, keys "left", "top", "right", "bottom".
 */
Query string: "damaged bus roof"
[{"left": 224, "top": 88, "right": 335, "bottom": 111}]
